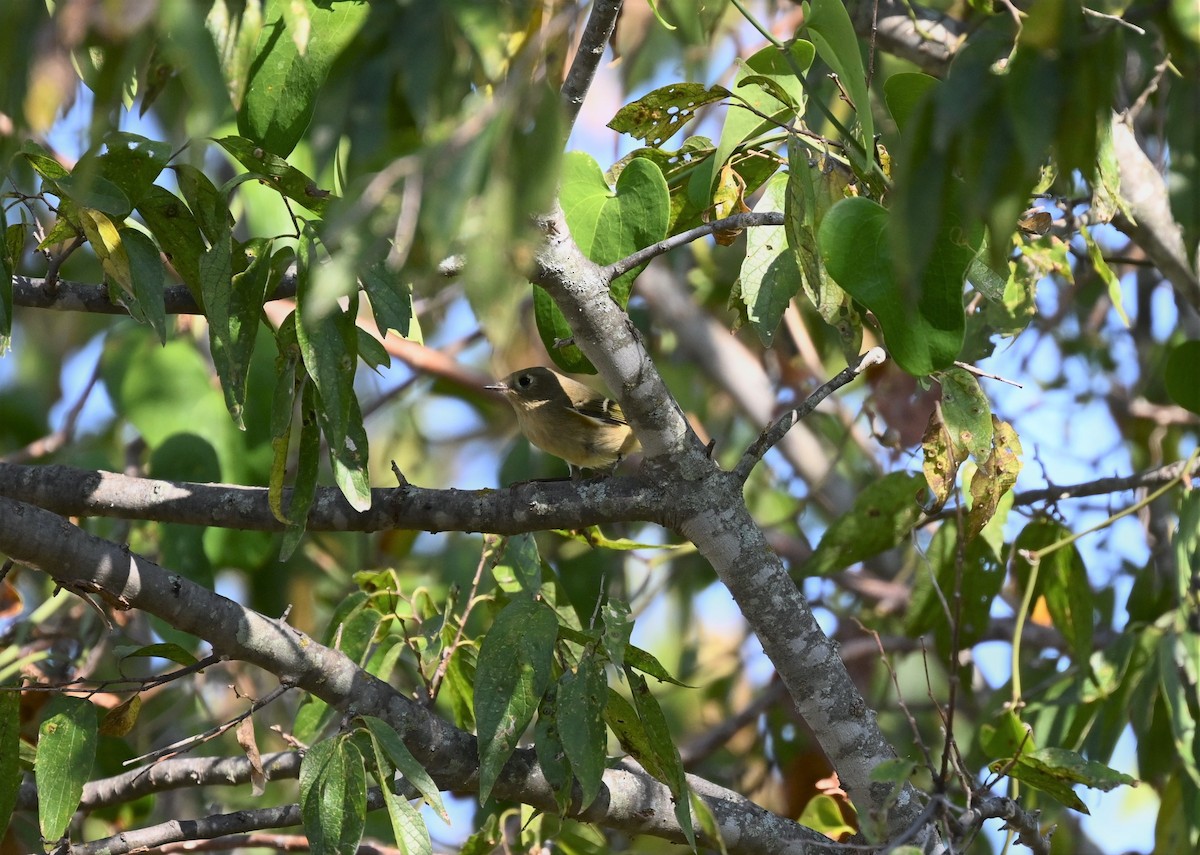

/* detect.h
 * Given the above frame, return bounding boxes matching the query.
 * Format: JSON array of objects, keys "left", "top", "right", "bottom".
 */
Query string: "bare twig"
[
  {"left": 123, "top": 683, "right": 293, "bottom": 767},
  {"left": 602, "top": 211, "right": 784, "bottom": 282},
  {"left": 733, "top": 348, "right": 886, "bottom": 482},
  {"left": 1010, "top": 456, "right": 1200, "bottom": 506},
  {"left": 952, "top": 360, "right": 1023, "bottom": 389}
]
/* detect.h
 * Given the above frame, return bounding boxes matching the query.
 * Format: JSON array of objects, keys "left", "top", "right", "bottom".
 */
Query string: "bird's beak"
[{"left": 484, "top": 382, "right": 509, "bottom": 393}]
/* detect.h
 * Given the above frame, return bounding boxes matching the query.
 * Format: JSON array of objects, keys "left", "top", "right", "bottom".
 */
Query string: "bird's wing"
[{"left": 568, "top": 397, "right": 629, "bottom": 427}]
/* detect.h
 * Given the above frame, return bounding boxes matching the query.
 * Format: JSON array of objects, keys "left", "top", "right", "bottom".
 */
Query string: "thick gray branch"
[
  {"left": 0, "top": 461, "right": 661, "bottom": 532},
  {"left": 530, "top": 210, "right": 933, "bottom": 843},
  {"left": 1111, "top": 116, "right": 1200, "bottom": 311},
  {"left": 560, "top": 0, "right": 623, "bottom": 137}
]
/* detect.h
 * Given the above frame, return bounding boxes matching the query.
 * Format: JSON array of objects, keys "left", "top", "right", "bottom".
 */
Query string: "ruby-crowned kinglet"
[{"left": 486, "top": 366, "right": 640, "bottom": 476}]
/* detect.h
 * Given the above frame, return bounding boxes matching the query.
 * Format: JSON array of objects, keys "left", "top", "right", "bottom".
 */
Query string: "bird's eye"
[{"left": 518, "top": 374, "right": 532, "bottom": 388}]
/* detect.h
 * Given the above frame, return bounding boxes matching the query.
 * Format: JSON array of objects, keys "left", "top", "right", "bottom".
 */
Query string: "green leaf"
[
  {"left": 361, "top": 260, "right": 414, "bottom": 339},
  {"left": 624, "top": 644, "right": 692, "bottom": 688},
  {"left": 1160, "top": 631, "right": 1200, "bottom": 790},
  {"left": 281, "top": 379, "right": 322, "bottom": 560},
  {"left": 938, "top": 367, "right": 992, "bottom": 462},
  {"left": 797, "top": 793, "right": 856, "bottom": 841},
  {"left": 121, "top": 228, "right": 168, "bottom": 343},
  {"left": 154, "top": 0, "right": 232, "bottom": 133},
  {"left": 116, "top": 642, "right": 200, "bottom": 667},
  {"left": 1081, "top": 225, "right": 1129, "bottom": 327},
  {"left": 78, "top": 132, "right": 173, "bottom": 212},
  {"left": 269, "top": 311, "right": 302, "bottom": 520},
  {"left": 539, "top": 153, "right": 670, "bottom": 373},
  {"left": 358, "top": 715, "right": 449, "bottom": 823},
  {"left": 1014, "top": 521, "right": 1094, "bottom": 665},
  {"left": 0, "top": 217, "right": 17, "bottom": 354},
  {"left": 906, "top": 520, "right": 1004, "bottom": 651},
  {"left": 208, "top": 236, "right": 273, "bottom": 428},
  {"left": 356, "top": 328, "right": 389, "bottom": 372},
  {"left": 992, "top": 747, "right": 1138, "bottom": 814},
  {"left": 627, "top": 670, "right": 694, "bottom": 847},
  {"left": 608, "top": 82, "right": 730, "bottom": 146},
  {"left": 474, "top": 597, "right": 558, "bottom": 804},
  {"left": 534, "top": 688, "right": 571, "bottom": 812},
  {"left": 490, "top": 533, "right": 542, "bottom": 594},
  {"left": 688, "top": 39, "right": 815, "bottom": 212},
  {"left": 558, "top": 653, "right": 609, "bottom": 811},
  {"left": 883, "top": 72, "right": 939, "bottom": 136},
  {"left": 819, "top": 197, "right": 966, "bottom": 375},
  {"left": 739, "top": 173, "right": 797, "bottom": 346},
  {"left": 601, "top": 600, "right": 632, "bottom": 672},
  {"left": 1165, "top": 341, "right": 1200, "bottom": 415},
  {"left": 136, "top": 184, "right": 208, "bottom": 304},
  {"left": 238, "top": 0, "right": 370, "bottom": 156},
  {"left": 0, "top": 688, "right": 19, "bottom": 843},
  {"left": 175, "top": 163, "right": 232, "bottom": 245},
  {"left": 803, "top": 472, "right": 926, "bottom": 576},
  {"left": 803, "top": 0, "right": 874, "bottom": 176},
  {"left": 372, "top": 765, "right": 432, "bottom": 855},
  {"left": 980, "top": 709, "right": 1037, "bottom": 760},
  {"left": 299, "top": 736, "right": 368, "bottom": 855},
  {"left": 215, "top": 135, "right": 338, "bottom": 215},
  {"left": 604, "top": 690, "right": 671, "bottom": 787},
  {"left": 36, "top": 695, "right": 98, "bottom": 843},
  {"left": 785, "top": 139, "right": 859, "bottom": 355},
  {"left": 296, "top": 225, "right": 371, "bottom": 511}
]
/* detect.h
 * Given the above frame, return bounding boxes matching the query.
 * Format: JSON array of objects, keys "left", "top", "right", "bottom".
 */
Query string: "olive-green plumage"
[{"left": 486, "top": 367, "right": 639, "bottom": 473}]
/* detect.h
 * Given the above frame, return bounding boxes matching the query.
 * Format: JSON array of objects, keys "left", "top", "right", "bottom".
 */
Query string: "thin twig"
[
  {"left": 952, "top": 360, "right": 1023, "bottom": 389},
  {"left": 1010, "top": 454, "right": 1200, "bottom": 506},
  {"left": 122, "top": 683, "right": 293, "bottom": 767},
  {"left": 733, "top": 347, "right": 886, "bottom": 482},
  {"left": 602, "top": 211, "right": 785, "bottom": 282}
]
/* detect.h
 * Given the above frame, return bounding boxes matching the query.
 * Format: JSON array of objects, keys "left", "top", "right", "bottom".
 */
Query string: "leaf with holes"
[{"left": 608, "top": 83, "right": 729, "bottom": 147}]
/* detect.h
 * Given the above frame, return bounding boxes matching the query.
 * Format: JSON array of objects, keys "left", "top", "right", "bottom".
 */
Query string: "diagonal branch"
[
  {"left": 733, "top": 347, "right": 887, "bottom": 483},
  {"left": 560, "top": 0, "right": 623, "bottom": 138},
  {"left": 531, "top": 209, "right": 935, "bottom": 845},
  {"left": 602, "top": 211, "right": 785, "bottom": 282}
]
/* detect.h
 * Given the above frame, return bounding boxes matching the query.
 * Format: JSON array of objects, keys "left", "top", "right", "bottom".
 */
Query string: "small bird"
[{"left": 486, "top": 366, "right": 640, "bottom": 477}]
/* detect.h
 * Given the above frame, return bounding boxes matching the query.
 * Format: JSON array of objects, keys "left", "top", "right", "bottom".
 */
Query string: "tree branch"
[
  {"left": 1110, "top": 116, "right": 1200, "bottom": 312},
  {"left": 15, "top": 752, "right": 302, "bottom": 813},
  {"left": 560, "top": 0, "right": 623, "bottom": 139},
  {"left": 0, "top": 496, "right": 830, "bottom": 855},
  {"left": 602, "top": 212, "right": 785, "bottom": 281},
  {"left": 0, "top": 461, "right": 662, "bottom": 532},
  {"left": 733, "top": 347, "right": 887, "bottom": 482},
  {"left": 846, "top": 0, "right": 964, "bottom": 75},
  {"left": 11, "top": 273, "right": 298, "bottom": 315},
  {"left": 1009, "top": 456, "right": 1200, "bottom": 506},
  {"left": 530, "top": 209, "right": 935, "bottom": 844},
  {"left": 637, "top": 266, "right": 858, "bottom": 513}
]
